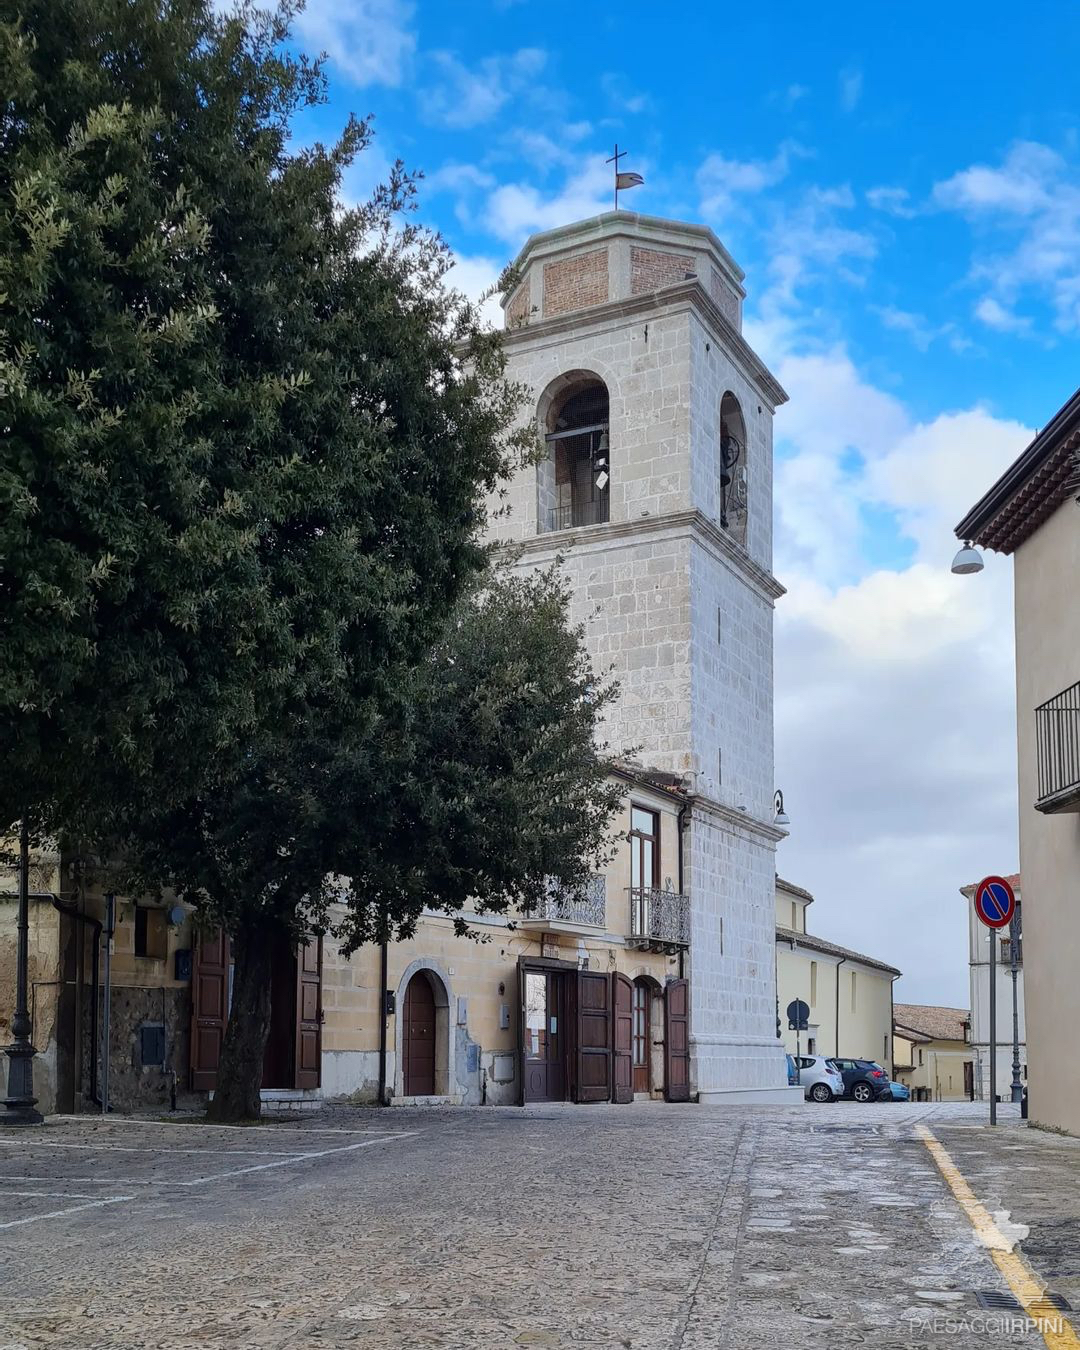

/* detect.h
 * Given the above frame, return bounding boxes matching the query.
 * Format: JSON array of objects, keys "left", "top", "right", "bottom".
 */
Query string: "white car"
[{"left": 794, "top": 1054, "right": 845, "bottom": 1102}]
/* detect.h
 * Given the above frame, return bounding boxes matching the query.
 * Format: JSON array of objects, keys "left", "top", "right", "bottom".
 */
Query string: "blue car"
[{"left": 886, "top": 1081, "right": 910, "bottom": 1102}]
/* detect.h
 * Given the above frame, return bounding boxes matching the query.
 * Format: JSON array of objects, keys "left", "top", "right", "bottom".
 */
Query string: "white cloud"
[
  {"left": 839, "top": 66, "right": 863, "bottom": 112},
  {"left": 934, "top": 141, "right": 1061, "bottom": 215},
  {"left": 292, "top": 0, "right": 415, "bottom": 87},
  {"left": 484, "top": 155, "right": 614, "bottom": 246},
  {"left": 446, "top": 252, "right": 504, "bottom": 328},
  {"left": 771, "top": 350, "right": 1031, "bottom": 1003},
  {"left": 871, "top": 304, "right": 946, "bottom": 352},
  {"left": 866, "top": 185, "right": 918, "bottom": 218},
  {"left": 974, "top": 296, "right": 1032, "bottom": 334},
  {"left": 934, "top": 140, "right": 1080, "bottom": 332},
  {"left": 600, "top": 72, "right": 650, "bottom": 115},
  {"left": 420, "top": 47, "right": 548, "bottom": 129},
  {"left": 697, "top": 140, "right": 811, "bottom": 218}
]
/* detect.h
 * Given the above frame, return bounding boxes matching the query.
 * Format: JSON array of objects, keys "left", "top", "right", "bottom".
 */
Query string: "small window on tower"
[
  {"left": 717, "top": 748, "right": 723, "bottom": 786},
  {"left": 717, "top": 607, "right": 722, "bottom": 643}
]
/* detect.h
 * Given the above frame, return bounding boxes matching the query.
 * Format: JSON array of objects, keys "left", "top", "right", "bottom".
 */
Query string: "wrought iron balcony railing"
[
  {"left": 1035, "top": 680, "right": 1080, "bottom": 813},
  {"left": 521, "top": 875, "right": 607, "bottom": 928},
  {"left": 545, "top": 498, "right": 609, "bottom": 533},
  {"left": 627, "top": 885, "right": 690, "bottom": 951}
]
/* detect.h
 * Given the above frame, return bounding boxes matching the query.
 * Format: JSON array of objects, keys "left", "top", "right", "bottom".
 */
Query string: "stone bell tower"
[{"left": 493, "top": 211, "right": 793, "bottom": 1103}]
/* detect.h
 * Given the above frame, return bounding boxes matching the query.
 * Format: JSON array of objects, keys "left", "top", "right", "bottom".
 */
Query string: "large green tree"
[
  {"left": 1, "top": 0, "right": 519, "bottom": 832},
  {"left": 2, "top": 0, "right": 620, "bottom": 1120},
  {"left": 120, "top": 568, "right": 621, "bottom": 1120}
]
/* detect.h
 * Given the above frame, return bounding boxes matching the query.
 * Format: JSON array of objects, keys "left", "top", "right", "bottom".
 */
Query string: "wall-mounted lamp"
[
  {"left": 951, "top": 541, "right": 985, "bottom": 575},
  {"left": 773, "top": 789, "right": 790, "bottom": 828}
]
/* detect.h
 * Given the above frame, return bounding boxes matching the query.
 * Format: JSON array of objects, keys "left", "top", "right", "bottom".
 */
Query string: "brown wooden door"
[
  {"left": 403, "top": 973, "right": 436, "bottom": 1096},
  {"left": 664, "top": 978, "right": 691, "bottom": 1102},
  {"left": 295, "top": 937, "right": 322, "bottom": 1090},
  {"left": 575, "top": 971, "right": 611, "bottom": 1103},
  {"left": 632, "top": 980, "right": 651, "bottom": 1095},
  {"left": 523, "top": 969, "right": 565, "bottom": 1102},
  {"left": 611, "top": 973, "right": 633, "bottom": 1103},
  {"left": 964, "top": 1060, "right": 974, "bottom": 1100},
  {"left": 190, "top": 929, "right": 230, "bottom": 1091}
]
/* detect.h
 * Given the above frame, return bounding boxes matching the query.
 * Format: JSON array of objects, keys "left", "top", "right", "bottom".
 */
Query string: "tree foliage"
[
  {"left": 1, "top": 0, "right": 523, "bottom": 836},
  {"left": 2, "top": 0, "right": 621, "bottom": 1120}
]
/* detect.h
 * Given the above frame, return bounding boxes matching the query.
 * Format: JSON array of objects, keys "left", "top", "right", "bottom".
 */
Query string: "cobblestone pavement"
[{"left": 0, "top": 1099, "right": 1075, "bottom": 1348}]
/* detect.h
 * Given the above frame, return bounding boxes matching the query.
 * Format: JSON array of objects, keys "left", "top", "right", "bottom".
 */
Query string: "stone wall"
[{"left": 81, "top": 982, "right": 196, "bottom": 1112}]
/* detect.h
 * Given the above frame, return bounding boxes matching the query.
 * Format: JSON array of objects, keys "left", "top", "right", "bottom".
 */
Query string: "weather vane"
[{"left": 606, "top": 144, "right": 644, "bottom": 210}]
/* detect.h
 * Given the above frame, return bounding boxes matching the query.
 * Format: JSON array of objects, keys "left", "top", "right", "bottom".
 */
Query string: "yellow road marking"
[{"left": 917, "top": 1124, "right": 1080, "bottom": 1348}]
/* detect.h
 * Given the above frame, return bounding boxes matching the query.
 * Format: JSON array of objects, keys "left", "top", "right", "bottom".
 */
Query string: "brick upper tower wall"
[
  {"left": 630, "top": 246, "right": 695, "bottom": 294},
  {"left": 542, "top": 247, "right": 609, "bottom": 317}
]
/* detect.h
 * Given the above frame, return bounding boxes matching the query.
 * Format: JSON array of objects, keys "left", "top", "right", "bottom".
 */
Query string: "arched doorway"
[
  {"left": 632, "top": 979, "right": 651, "bottom": 1094},
  {"left": 402, "top": 972, "right": 436, "bottom": 1096}
]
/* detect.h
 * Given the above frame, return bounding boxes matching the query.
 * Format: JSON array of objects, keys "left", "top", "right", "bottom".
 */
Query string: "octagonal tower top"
[{"left": 501, "top": 211, "right": 746, "bottom": 333}]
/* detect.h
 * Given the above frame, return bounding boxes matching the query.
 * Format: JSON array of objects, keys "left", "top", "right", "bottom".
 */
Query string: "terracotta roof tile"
[{"left": 893, "top": 1003, "right": 970, "bottom": 1042}]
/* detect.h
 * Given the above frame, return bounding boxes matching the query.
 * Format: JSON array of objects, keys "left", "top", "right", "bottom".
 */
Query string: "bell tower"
[{"left": 494, "top": 211, "right": 794, "bottom": 1102}]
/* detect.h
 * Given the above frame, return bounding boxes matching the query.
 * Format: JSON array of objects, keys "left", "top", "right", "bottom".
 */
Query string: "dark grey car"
[{"left": 830, "top": 1057, "right": 892, "bottom": 1102}]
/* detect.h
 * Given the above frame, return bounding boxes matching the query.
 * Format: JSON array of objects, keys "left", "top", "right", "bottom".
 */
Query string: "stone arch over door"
[
  {"left": 629, "top": 968, "right": 666, "bottom": 1096},
  {"left": 394, "top": 959, "right": 455, "bottom": 1099}
]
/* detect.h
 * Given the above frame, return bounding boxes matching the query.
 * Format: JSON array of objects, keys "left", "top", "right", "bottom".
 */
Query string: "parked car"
[
  {"left": 886, "top": 1081, "right": 910, "bottom": 1102},
  {"left": 830, "top": 1057, "right": 892, "bottom": 1102},
  {"left": 786, "top": 1054, "right": 798, "bottom": 1087},
  {"left": 794, "top": 1054, "right": 845, "bottom": 1102}
]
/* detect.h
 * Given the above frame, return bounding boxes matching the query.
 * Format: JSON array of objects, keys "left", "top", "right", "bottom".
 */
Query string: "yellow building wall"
[
  {"left": 776, "top": 940, "right": 895, "bottom": 1070},
  {"left": 896, "top": 1038, "right": 971, "bottom": 1101},
  {"left": 1014, "top": 496, "right": 1080, "bottom": 1135}
]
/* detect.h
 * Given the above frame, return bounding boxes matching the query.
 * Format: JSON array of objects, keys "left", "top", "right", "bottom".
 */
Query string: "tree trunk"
[{"left": 207, "top": 920, "right": 276, "bottom": 1122}]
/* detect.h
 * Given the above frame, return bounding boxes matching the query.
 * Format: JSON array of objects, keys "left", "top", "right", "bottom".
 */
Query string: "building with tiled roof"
[{"left": 892, "top": 1003, "right": 972, "bottom": 1102}]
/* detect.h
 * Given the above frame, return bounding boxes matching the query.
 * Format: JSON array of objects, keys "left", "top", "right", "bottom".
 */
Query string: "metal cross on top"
[{"left": 606, "top": 143, "right": 644, "bottom": 209}]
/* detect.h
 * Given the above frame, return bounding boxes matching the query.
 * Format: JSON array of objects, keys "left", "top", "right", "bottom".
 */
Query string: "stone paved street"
[{"left": 1, "top": 1100, "right": 1077, "bottom": 1348}]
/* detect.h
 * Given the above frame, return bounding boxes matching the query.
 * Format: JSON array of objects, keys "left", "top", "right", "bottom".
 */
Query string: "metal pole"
[
  {"left": 1009, "top": 909, "right": 1023, "bottom": 1103},
  {"left": 989, "top": 926, "right": 997, "bottom": 1125},
  {"left": 2, "top": 820, "right": 43, "bottom": 1125},
  {"left": 101, "top": 893, "right": 114, "bottom": 1115}
]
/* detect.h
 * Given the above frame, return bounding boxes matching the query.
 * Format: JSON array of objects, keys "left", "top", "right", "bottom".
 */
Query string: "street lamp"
[
  {"left": 951, "top": 541, "right": 985, "bottom": 575},
  {"left": 773, "top": 790, "right": 790, "bottom": 828},
  {"left": 2, "top": 821, "right": 44, "bottom": 1126}
]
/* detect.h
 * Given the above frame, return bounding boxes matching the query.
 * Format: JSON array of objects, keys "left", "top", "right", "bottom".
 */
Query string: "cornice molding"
[
  {"left": 501, "top": 282, "right": 788, "bottom": 411},
  {"left": 501, "top": 508, "right": 786, "bottom": 605}
]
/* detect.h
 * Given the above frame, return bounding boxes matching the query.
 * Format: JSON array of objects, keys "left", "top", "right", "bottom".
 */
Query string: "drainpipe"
[
  {"left": 377, "top": 926, "right": 389, "bottom": 1106},
  {"left": 51, "top": 895, "right": 103, "bottom": 1108},
  {"left": 889, "top": 974, "right": 898, "bottom": 1078},
  {"left": 835, "top": 957, "right": 847, "bottom": 1057},
  {"left": 676, "top": 802, "right": 689, "bottom": 981}
]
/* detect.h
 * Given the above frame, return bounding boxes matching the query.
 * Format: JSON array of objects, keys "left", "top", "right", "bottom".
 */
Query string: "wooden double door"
[
  {"left": 190, "top": 929, "right": 322, "bottom": 1092},
  {"left": 520, "top": 962, "right": 690, "bottom": 1105}
]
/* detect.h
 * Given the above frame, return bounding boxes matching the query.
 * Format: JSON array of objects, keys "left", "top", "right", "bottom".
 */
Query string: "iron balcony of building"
[
  {"left": 518, "top": 875, "right": 607, "bottom": 937},
  {"left": 1034, "top": 679, "right": 1080, "bottom": 813},
  {"left": 627, "top": 885, "right": 690, "bottom": 953},
  {"left": 545, "top": 498, "right": 610, "bottom": 533}
]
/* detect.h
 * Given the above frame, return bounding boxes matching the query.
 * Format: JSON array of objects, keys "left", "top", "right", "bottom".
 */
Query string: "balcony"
[
  {"left": 545, "top": 498, "right": 609, "bottom": 533},
  {"left": 518, "top": 875, "right": 607, "bottom": 937},
  {"left": 627, "top": 886, "right": 690, "bottom": 953},
  {"left": 1035, "top": 680, "right": 1080, "bottom": 813}
]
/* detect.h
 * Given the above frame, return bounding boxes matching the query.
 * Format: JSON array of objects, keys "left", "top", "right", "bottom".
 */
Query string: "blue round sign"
[{"left": 974, "top": 875, "right": 1016, "bottom": 930}]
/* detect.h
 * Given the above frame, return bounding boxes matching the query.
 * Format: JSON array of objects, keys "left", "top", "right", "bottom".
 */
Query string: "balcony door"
[{"left": 630, "top": 806, "right": 660, "bottom": 938}]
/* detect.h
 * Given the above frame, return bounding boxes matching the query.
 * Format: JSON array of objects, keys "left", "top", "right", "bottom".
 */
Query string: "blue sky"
[{"left": 274, "top": 0, "right": 1079, "bottom": 1003}]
